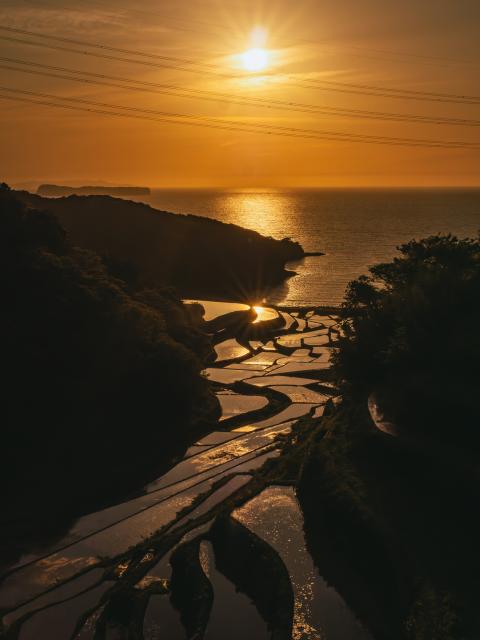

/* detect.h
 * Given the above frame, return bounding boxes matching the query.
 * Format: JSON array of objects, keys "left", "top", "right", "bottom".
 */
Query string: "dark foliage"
[
  {"left": 298, "top": 404, "right": 478, "bottom": 640},
  {"left": 13, "top": 189, "right": 305, "bottom": 300},
  {"left": 296, "top": 235, "right": 480, "bottom": 638},
  {"left": 0, "top": 184, "right": 218, "bottom": 560},
  {"left": 335, "top": 234, "right": 480, "bottom": 447}
]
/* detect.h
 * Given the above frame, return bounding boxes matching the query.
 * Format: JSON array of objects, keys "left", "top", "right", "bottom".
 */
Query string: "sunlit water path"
[{"left": 131, "top": 188, "right": 480, "bottom": 305}]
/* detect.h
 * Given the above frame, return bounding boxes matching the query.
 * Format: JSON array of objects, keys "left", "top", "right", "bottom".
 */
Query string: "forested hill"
[
  {"left": 14, "top": 189, "right": 306, "bottom": 300},
  {"left": 0, "top": 184, "right": 219, "bottom": 567}
]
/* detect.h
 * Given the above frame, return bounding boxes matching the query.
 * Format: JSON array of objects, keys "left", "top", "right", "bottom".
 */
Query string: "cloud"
[{"left": 0, "top": 2, "right": 129, "bottom": 36}]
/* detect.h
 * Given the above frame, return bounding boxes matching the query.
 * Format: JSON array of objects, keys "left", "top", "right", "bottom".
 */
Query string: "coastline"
[{"left": 13, "top": 189, "right": 311, "bottom": 301}]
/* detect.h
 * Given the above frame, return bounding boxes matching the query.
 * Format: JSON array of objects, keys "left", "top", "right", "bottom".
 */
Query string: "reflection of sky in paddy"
[
  {"left": 170, "top": 476, "right": 251, "bottom": 533},
  {"left": 233, "top": 403, "right": 318, "bottom": 432},
  {"left": 200, "top": 540, "right": 269, "bottom": 640},
  {"left": 4, "top": 568, "right": 105, "bottom": 628},
  {"left": 0, "top": 556, "right": 100, "bottom": 612},
  {"left": 184, "top": 299, "right": 279, "bottom": 326},
  {"left": 304, "top": 335, "right": 331, "bottom": 347},
  {"left": 205, "top": 368, "right": 254, "bottom": 384},
  {"left": 15, "top": 581, "right": 113, "bottom": 640},
  {"left": 214, "top": 338, "right": 250, "bottom": 362},
  {"left": 144, "top": 593, "right": 184, "bottom": 640},
  {"left": 233, "top": 487, "right": 373, "bottom": 640},
  {"left": 271, "top": 361, "right": 331, "bottom": 375},
  {"left": 279, "top": 310, "right": 297, "bottom": 330},
  {"left": 2, "top": 302, "right": 344, "bottom": 632},
  {"left": 195, "top": 423, "right": 293, "bottom": 465},
  {"left": 245, "top": 375, "right": 319, "bottom": 387},
  {"left": 252, "top": 306, "right": 279, "bottom": 323},
  {"left": 184, "top": 300, "right": 249, "bottom": 321},
  {"left": 270, "top": 386, "right": 331, "bottom": 404},
  {"left": 217, "top": 392, "right": 268, "bottom": 421},
  {"left": 241, "top": 351, "right": 280, "bottom": 366}
]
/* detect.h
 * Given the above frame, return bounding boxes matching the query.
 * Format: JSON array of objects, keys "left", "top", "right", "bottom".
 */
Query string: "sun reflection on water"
[
  {"left": 252, "top": 305, "right": 279, "bottom": 323},
  {"left": 216, "top": 191, "right": 296, "bottom": 240}
]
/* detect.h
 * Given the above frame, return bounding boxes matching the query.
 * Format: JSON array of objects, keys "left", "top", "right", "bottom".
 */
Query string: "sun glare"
[{"left": 242, "top": 47, "right": 269, "bottom": 72}]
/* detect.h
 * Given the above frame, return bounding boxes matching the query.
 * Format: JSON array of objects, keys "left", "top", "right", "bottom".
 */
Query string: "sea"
[{"left": 130, "top": 188, "right": 480, "bottom": 307}]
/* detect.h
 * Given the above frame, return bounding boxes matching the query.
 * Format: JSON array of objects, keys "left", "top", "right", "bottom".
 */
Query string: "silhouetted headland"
[
  {"left": 37, "top": 184, "right": 151, "bottom": 196},
  {"left": 16, "top": 189, "right": 314, "bottom": 300}
]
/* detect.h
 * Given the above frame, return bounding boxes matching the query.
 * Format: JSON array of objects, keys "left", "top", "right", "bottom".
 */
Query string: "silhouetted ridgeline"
[
  {"left": 0, "top": 184, "right": 219, "bottom": 567},
  {"left": 37, "top": 183, "right": 151, "bottom": 196},
  {"left": 15, "top": 189, "right": 307, "bottom": 300}
]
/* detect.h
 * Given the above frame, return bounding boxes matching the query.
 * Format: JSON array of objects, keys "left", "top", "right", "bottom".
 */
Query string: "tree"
[
  {"left": 0, "top": 187, "right": 217, "bottom": 540},
  {"left": 335, "top": 234, "right": 480, "bottom": 446}
]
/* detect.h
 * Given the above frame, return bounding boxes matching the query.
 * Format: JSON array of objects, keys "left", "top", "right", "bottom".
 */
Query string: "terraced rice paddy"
[
  {"left": 233, "top": 487, "right": 372, "bottom": 640},
  {"left": 0, "top": 302, "right": 369, "bottom": 640}
]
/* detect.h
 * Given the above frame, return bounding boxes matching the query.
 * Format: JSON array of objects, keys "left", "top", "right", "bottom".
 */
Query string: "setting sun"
[
  {"left": 1, "top": 1, "right": 480, "bottom": 637},
  {"left": 242, "top": 47, "right": 269, "bottom": 72}
]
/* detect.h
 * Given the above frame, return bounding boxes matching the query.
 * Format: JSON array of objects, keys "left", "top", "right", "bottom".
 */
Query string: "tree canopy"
[
  {"left": 0, "top": 184, "right": 217, "bottom": 536},
  {"left": 335, "top": 233, "right": 480, "bottom": 446}
]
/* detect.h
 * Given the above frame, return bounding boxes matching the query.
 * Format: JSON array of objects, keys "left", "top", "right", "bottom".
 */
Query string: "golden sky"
[{"left": 1, "top": 0, "right": 479, "bottom": 187}]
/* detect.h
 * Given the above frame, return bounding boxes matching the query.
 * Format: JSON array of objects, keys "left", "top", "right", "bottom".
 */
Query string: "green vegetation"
[
  {"left": 336, "top": 234, "right": 480, "bottom": 448},
  {"left": 0, "top": 184, "right": 218, "bottom": 567}
]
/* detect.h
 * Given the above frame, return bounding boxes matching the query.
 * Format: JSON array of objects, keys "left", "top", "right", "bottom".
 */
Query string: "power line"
[
  {"left": 2, "top": 56, "right": 480, "bottom": 128},
  {"left": 0, "top": 34, "right": 238, "bottom": 79},
  {"left": 18, "top": 0, "right": 480, "bottom": 69},
  {"left": 3, "top": 86, "right": 479, "bottom": 148},
  {"left": 1, "top": 86, "right": 479, "bottom": 149},
  {"left": 0, "top": 25, "right": 229, "bottom": 72},
  {"left": 1, "top": 26, "right": 479, "bottom": 105},
  {"left": 3, "top": 33, "right": 479, "bottom": 108},
  {"left": 300, "top": 76, "right": 480, "bottom": 102}
]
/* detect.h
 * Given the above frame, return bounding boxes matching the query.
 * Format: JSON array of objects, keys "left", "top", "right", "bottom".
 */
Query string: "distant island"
[{"left": 37, "top": 184, "right": 151, "bottom": 196}]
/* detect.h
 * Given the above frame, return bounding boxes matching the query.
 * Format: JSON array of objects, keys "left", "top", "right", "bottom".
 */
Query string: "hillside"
[
  {"left": 15, "top": 189, "right": 307, "bottom": 300},
  {"left": 298, "top": 235, "right": 480, "bottom": 638},
  {"left": 0, "top": 184, "right": 220, "bottom": 567}
]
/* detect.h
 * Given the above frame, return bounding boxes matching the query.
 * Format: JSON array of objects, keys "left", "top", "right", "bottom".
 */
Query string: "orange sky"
[{"left": 1, "top": 0, "right": 479, "bottom": 188}]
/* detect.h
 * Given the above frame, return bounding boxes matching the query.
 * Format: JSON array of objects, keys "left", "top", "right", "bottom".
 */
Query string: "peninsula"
[{"left": 15, "top": 189, "right": 309, "bottom": 300}]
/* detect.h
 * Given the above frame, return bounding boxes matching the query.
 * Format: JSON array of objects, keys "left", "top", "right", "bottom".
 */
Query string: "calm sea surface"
[{"left": 133, "top": 188, "right": 480, "bottom": 306}]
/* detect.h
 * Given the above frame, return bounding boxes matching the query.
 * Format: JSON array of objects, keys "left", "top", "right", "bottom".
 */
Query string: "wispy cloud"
[{"left": 0, "top": 3, "right": 127, "bottom": 34}]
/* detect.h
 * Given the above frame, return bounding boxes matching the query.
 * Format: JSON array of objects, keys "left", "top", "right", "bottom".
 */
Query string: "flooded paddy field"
[{"left": 0, "top": 301, "right": 373, "bottom": 639}]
